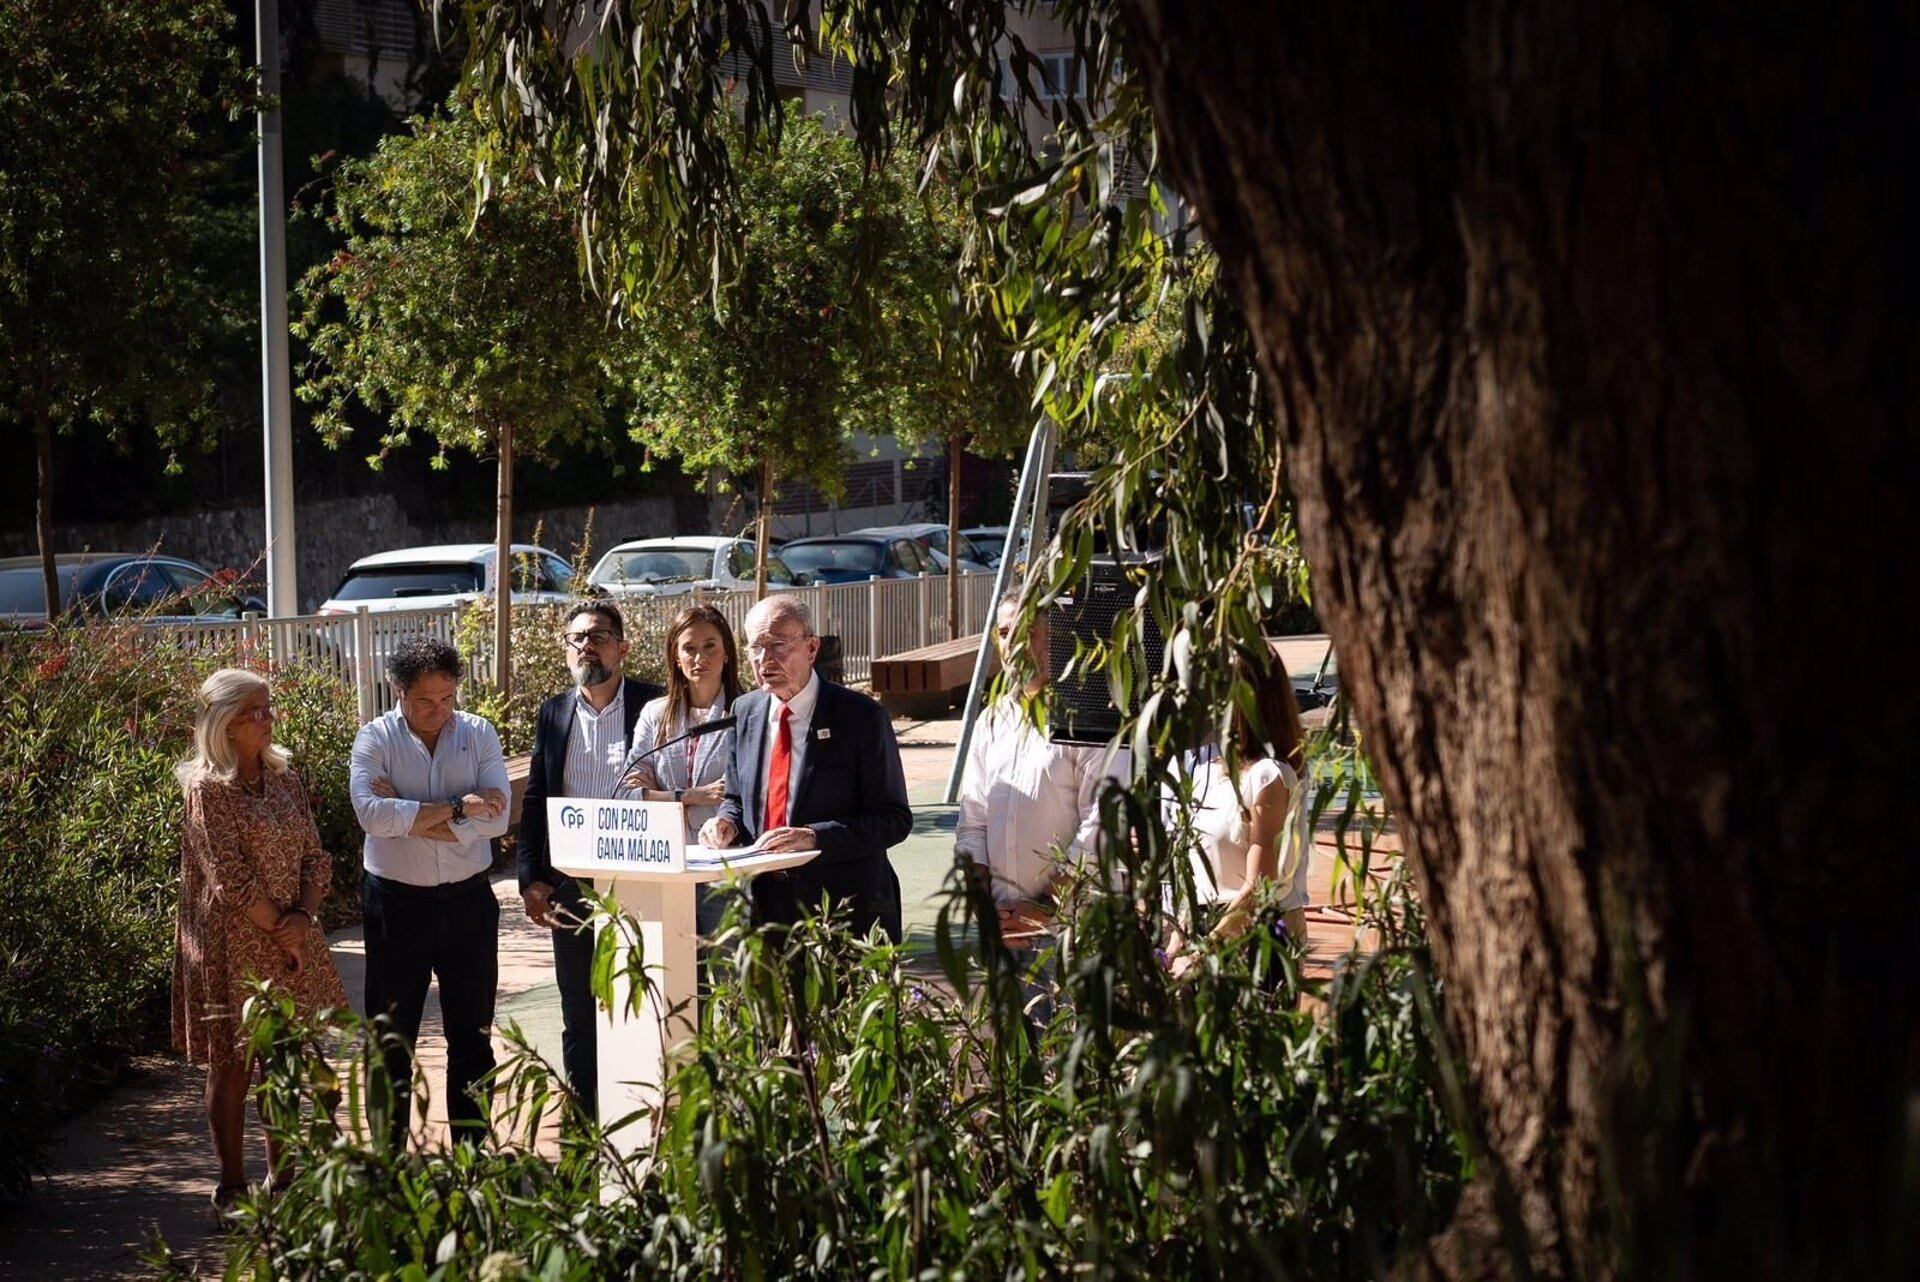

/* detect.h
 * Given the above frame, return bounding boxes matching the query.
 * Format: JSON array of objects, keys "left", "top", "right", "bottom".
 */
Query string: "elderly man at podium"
[{"left": 698, "top": 596, "right": 911, "bottom": 942}]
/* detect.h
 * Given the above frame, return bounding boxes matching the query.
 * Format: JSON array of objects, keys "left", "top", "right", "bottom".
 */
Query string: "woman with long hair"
[
  {"left": 1165, "top": 654, "right": 1314, "bottom": 977},
  {"left": 616, "top": 603, "right": 744, "bottom": 933},
  {"left": 172, "top": 668, "right": 346, "bottom": 1209}
]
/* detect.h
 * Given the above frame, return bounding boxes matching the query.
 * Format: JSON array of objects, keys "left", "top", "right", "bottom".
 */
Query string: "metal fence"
[{"left": 146, "top": 573, "right": 999, "bottom": 723}]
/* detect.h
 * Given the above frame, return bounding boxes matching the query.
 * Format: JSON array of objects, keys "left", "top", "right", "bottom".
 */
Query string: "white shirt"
[
  {"left": 954, "top": 704, "right": 1123, "bottom": 903},
  {"left": 620, "top": 695, "right": 732, "bottom": 841},
  {"left": 349, "top": 709, "right": 511, "bottom": 886},
  {"left": 561, "top": 684, "right": 627, "bottom": 801},
  {"left": 1182, "top": 754, "right": 1312, "bottom": 911},
  {"left": 758, "top": 671, "right": 820, "bottom": 826}
]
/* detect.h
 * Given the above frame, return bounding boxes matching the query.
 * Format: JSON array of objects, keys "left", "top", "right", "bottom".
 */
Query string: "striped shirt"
[{"left": 561, "top": 685, "right": 628, "bottom": 801}]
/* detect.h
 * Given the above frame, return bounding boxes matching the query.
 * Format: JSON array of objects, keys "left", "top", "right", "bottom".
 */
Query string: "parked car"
[
  {"left": 588, "top": 536, "right": 798, "bottom": 597},
  {"left": 317, "top": 543, "right": 576, "bottom": 615},
  {"left": 0, "top": 553, "right": 265, "bottom": 628},
  {"left": 844, "top": 523, "right": 993, "bottom": 574},
  {"left": 960, "top": 525, "right": 1011, "bottom": 567},
  {"left": 778, "top": 534, "right": 932, "bottom": 585}
]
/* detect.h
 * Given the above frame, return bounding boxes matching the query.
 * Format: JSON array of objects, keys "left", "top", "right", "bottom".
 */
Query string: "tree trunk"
[
  {"left": 494, "top": 418, "right": 514, "bottom": 695},
  {"left": 1124, "top": 2, "right": 1915, "bottom": 1277},
  {"left": 34, "top": 413, "right": 57, "bottom": 620},
  {"left": 755, "top": 456, "right": 773, "bottom": 599},
  {"left": 947, "top": 431, "right": 964, "bottom": 640}
]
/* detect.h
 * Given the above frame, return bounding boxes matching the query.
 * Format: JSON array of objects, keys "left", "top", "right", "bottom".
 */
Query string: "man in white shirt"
[
  {"left": 350, "top": 635, "right": 510, "bottom": 1149},
  {"left": 956, "top": 596, "right": 1124, "bottom": 944}
]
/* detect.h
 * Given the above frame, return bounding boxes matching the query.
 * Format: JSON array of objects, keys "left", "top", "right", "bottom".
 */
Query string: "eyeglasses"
[
  {"left": 234, "top": 705, "right": 276, "bottom": 725},
  {"left": 562, "top": 629, "right": 617, "bottom": 650},
  {"left": 746, "top": 633, "right": 812, "bottom": 660}
]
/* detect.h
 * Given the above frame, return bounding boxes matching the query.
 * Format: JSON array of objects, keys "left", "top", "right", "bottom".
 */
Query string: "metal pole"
[
  {"left": 944, "top": 418, "right": 1056, "bottom": 802},
  {"left": 256, "top": 0, "right": 298, "bottom": 616}
]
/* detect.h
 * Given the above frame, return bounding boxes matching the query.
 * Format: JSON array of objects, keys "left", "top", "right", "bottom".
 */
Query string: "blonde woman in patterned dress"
[{"left": 172, "top": 668, "right": 346, "bottom": 1209}]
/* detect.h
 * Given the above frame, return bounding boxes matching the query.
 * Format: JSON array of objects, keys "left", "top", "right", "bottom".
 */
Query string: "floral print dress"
[{"left": 171, "top": 770, "right": 347, "bottom": 1070}]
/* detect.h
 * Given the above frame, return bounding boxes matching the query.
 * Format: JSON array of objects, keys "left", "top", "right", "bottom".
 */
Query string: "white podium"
[{"left": 546, "top": 798, "right": 814, "bottom": 1159}]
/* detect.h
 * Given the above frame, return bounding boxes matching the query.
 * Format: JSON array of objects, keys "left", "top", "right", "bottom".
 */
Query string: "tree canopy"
[
  {"left": 0, "top": 0, "right": 252, "bottom": 613},
  {"left": 437, "top": 2, "right": 1916, "bottom": 1276}
]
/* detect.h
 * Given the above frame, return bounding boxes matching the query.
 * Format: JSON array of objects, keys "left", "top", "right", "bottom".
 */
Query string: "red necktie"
[{"left": 763, "top": 704, "right": 792, "bottom": 833}]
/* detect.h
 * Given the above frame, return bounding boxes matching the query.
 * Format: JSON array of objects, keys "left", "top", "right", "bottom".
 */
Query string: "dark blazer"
[
  {"left": 717, "top": 678, "right": 911, "bottom": 942},
  {"left": 518, "top": 676, "right": 663, "bottom": 893}
]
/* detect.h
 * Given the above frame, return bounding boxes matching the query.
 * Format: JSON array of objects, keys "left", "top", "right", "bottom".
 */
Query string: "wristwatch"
[
  {"left": 449, "top": 795, "right": 466, "bottom": 822},
  {"left": 672, "top": 788, "right": 687, "bottom": 802}
]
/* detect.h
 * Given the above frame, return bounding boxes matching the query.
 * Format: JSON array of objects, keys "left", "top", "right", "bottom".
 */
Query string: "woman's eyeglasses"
[{"left": 234, "top": 705, "right": 276, "bottom": 725}]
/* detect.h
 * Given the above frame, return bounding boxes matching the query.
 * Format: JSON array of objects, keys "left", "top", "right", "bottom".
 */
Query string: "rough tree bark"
[{"left": 1124, "top": 1, "right": 1916, "bottom": 1277}]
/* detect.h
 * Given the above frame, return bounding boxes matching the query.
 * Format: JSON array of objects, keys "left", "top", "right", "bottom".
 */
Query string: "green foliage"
[
  {"left": 219, "top": 865, "right": 1460, "bottom": 1278},
  {"left": 617, "top": 116, "right": 934, "bottom": 513},
  {"left": 0, "top": 626, "right": 361, "bottom": 1194},
  {"left": 294, "top": 108, "right": 630, "bottom": 471}
]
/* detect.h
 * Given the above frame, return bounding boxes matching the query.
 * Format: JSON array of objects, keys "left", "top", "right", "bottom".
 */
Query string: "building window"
[{"left": 999, "top": 50, "right": 1084, "bottom": 104}]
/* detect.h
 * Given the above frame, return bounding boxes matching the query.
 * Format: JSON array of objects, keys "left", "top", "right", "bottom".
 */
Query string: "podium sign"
[{"left": 546, "top": 798, "right": 686, "bottom": 876}]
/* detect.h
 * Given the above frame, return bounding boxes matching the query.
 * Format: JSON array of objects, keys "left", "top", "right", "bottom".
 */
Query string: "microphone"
[{"left": 618, "top": 715, "right": 738, "bottom": 776}]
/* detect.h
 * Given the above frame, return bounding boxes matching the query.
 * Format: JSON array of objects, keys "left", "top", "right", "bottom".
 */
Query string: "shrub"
[
  {"left": 0, "top": 625, "right": 361, "bottom": 1193},
  {"left": 215, "top": 863, "right": 1462, "bottom": 1279}
]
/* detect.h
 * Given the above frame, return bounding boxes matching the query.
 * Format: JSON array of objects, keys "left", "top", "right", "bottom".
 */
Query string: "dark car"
[
  {"left": 778, "top": 535, "right": 931, "bottom": 585},
  {"left": 0, "top": 554, "right": 265, "bottom": 627}
]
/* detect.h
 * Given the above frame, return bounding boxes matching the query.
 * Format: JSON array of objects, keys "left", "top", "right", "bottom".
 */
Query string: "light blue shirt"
[{"left": 350, "top": 708, "right": 511, "bottom": 886}]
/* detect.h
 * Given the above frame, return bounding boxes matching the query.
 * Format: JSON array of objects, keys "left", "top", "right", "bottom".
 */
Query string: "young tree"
[
  {"left": 450, "top": 3, "right": 1913, "bottom": 1275},
  {"left": 296, "top": 111, "right": 625, "bottom": 693},
  {"left": 0, "top": 0, "right": 249, "bottom": 616},
  {"left": 617, "top": 116, "right": 926, "bottom": 595},
  {"left": 888, "top": 175, "right": 1034, "bottom": 637}
]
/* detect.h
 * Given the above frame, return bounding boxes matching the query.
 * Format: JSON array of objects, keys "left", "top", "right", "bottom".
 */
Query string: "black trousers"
[
  {"left": 363, "top": 870, "right": 499, "bottom": 1148},
  {"left": 549, "top": 878, "right": 597, "bottom": 1119}
]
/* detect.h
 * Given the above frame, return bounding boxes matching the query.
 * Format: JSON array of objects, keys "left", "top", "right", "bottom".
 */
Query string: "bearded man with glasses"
[
  {"left": 515, "top": 601, "right": 663, "bottom": 1119},
  {"left": 699, "top": 595, "right": 911, "bottom": 942}
]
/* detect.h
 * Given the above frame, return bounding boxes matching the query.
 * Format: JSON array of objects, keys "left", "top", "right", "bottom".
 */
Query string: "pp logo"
[{"left": 559, "top": 805, "right": 586, "bottom": 829}]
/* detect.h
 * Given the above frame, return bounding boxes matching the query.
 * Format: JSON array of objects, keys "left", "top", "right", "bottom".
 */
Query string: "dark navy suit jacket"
[
  {"left": 517, "top": 676, "right": 663, "bottom": 894},
  {"left": 717, "top": 678, "right": 911, "bottom": 941}
]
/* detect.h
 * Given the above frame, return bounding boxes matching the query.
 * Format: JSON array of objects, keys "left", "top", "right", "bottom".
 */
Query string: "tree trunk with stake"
[
  {"left": 493, "top": 417, "right": 514, "bottom": 696},
  {"left": 947, "top": 430, "right": 964, "bottom": 640},
  {"left": 755, "top": 455, "right": 774, "bottom": 599},
  {"left": 35, "top": 412, "right": 57, "bottom": 620}
]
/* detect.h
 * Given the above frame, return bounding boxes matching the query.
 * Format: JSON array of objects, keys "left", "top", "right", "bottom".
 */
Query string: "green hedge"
[{"left": 0, "top": 626, "right": 361, "bottom": 1194}]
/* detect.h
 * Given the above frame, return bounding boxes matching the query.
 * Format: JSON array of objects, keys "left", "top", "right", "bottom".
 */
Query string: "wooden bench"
[
  {"left": 871, "top": 636, "right": 992, "bottom": 717},
  {"left": 506, "top": 753, "right": 531, "bottom": 833}
]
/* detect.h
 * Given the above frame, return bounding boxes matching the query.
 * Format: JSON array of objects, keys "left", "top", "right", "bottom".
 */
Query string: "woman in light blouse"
[
  {"left": 1165, "top": 659, "right": 1313, "bottom": 978},
  {"left": 617, "top": 604, "right": 743, "bottom": 934},
  {"left": 172, "top": 668, "right": 347, "bottom": 1209}
]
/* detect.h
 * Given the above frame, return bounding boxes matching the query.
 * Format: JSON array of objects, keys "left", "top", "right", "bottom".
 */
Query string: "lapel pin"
[{"left": 816, "top": 728, "right": 831, "bottom": 741}]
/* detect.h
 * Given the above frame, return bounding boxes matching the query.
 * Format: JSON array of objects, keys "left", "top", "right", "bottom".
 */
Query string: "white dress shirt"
[
  {"left": 1183, "top": 754, "right": 1312, "bottom": 910},
  {"left": 759, "top": 671, "right": 820, "bottom": 827},
  {"left": 561, "top": 684, "right": 627, "bottom": 801},
  {"left": 954, "top": 704, "right": 1123, "bottom": 903},
  {"left": 349, "top": 708, "right": 511, "bottom": 886}
]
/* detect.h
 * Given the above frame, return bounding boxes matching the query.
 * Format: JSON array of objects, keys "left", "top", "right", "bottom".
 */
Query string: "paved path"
[{"left": 0, "top": 707, "right": 1375, "bottom": 1278}]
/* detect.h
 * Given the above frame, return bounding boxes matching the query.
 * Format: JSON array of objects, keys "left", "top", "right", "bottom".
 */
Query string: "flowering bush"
[{"left": 0, "top": 625, "right": 360, "bottom": 1193}]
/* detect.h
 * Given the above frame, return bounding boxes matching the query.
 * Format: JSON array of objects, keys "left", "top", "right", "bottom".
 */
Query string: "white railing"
[{"left": 142, "top": 573, "right": 999, "bottom": 722}]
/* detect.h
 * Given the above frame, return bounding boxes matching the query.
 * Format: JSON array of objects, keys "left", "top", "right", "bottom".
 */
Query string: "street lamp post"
[{"left": 256, "top": 0, "right": 298, "bottom": 616}]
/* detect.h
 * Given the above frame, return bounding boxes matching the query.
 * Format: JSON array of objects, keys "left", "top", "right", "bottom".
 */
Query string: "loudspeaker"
[{"left": 1045, "top": 553, "right": 1165, "bottom": 745}]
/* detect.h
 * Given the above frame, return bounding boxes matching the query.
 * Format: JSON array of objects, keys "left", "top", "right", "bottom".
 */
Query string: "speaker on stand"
[{"left": 1045, "top": 551, "right": 1166, "bottom": 746}]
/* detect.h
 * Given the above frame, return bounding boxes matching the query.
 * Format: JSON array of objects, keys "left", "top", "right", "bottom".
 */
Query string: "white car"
[
  {"left": 587, "top": 536, "right": 797, "bottom": 597},
  {"left": 318, "top": 543, "right": 578, "bottom": 615}
]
